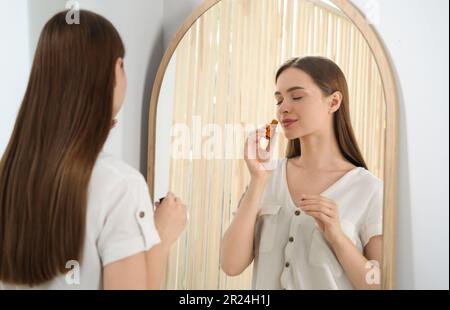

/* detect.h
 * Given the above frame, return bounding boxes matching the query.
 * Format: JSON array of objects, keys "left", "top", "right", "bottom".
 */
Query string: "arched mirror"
[{"left": 148, "top": 0, "right": 398, "bottom": 289}]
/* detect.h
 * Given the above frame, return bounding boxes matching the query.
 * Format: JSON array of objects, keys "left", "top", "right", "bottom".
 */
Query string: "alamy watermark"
[
  {"left": 365, "top": 259, "right": 381, "bottom": 285},
  {"left": 65, "top": 0, "right": 80, "bottom": 25},
  {"left": 65, "top": 260, "right": 80, "bottom": 285},
  {"left": 170, "top": 116, "right": 280, "bottom": 170}
]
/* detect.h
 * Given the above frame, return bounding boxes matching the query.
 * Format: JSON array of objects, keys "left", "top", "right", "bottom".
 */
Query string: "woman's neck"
[{"left": 294, "top": 127, "right": 353, "bottom": 172}]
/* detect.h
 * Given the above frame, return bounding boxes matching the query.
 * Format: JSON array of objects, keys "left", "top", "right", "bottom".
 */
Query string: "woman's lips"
[{"left": 282, "top": 119, "right": 298, "bottom": 128}]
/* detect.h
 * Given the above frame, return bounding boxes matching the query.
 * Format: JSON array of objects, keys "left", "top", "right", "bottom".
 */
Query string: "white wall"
[
  {"left": 351, "top": 0, "right": 449, "bottom": 290},
  {"left": 0, "top": 0, "right": 30, "bottom": 155},
  {"left": 163, "top": 0, "right": 204, "bottom": 48}
]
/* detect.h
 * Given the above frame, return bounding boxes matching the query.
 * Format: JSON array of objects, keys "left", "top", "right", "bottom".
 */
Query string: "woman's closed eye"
[
  {"left": 275, "top": 96, "right": 283, "bottom": 105},
  {"left": 275, "top": 94, "right": 304, "bottom": 105}
]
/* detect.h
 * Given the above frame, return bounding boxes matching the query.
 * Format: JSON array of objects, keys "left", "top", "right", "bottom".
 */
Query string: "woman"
[
  {"left": 221, "top": 56, "right": 383, "bottom": 290},
  {"left": 0, "top": 10, "right": 186, "bottom": 289}
]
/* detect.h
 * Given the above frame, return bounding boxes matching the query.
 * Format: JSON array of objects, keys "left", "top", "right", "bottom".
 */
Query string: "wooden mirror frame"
[{"left": 147, "top": 0, "right": 398, "bottom": 289}]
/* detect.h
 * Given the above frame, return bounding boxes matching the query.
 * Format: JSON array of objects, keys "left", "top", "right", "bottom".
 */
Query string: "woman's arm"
[
  {"left": 102, "top": 242, "right": 171, "bottom": 290},
  {"left": 103, "top": 192, "right": 186, "bottom": 289},
  {"left": 300, "top": 194, "right": 382, "bottom": 290},
  {"left": 144, "top": 243, "right": 171, "bottom": 289},
  {"left": 103, "top": 252, "right": 148, "bottom": 289},
  {"left": 330, "top": 235, "right": 382, "bottom": 290},
  {"left": 220, "top": 178, "right": 268, "bottom": 276},
  {"left": 221, "top": 127, "right": 276, "bottom": 276}
]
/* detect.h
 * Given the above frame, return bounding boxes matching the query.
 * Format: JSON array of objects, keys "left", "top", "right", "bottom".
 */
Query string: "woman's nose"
[{"left": 278, "top": 100, "right": 291, "bottom": 113}]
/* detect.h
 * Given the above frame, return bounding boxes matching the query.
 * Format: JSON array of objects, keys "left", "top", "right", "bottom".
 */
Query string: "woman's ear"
[
  {"left": 328, "top": 91, "right": 343, "bottom": 114},
  {"left": 114, "top": 58, "right": 124, "bottom": 87},
  {"left": 112, "top": 57, "right": 126, "bottom": 117}
]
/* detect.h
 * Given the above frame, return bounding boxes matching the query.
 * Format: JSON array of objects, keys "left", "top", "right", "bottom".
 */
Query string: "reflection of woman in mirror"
[
  {"left": 0, "top": 10, "right": 186, "bottom": 289},
  {"left": 221, "top": 57, "right": 383, "bottom": 290}
]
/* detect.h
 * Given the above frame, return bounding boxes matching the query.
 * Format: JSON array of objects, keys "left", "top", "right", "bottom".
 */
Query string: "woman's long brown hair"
[
  {"left": 0, "top": 10, "right": 125, "bottom": 285},
  {"left": 276, "top": 56, "right": 368, "bottom": 169}
]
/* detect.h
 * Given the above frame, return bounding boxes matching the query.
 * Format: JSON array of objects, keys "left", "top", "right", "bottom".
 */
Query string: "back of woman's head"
[{"left": 0, "top": 10, "right": 125, "bottom": 285}]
